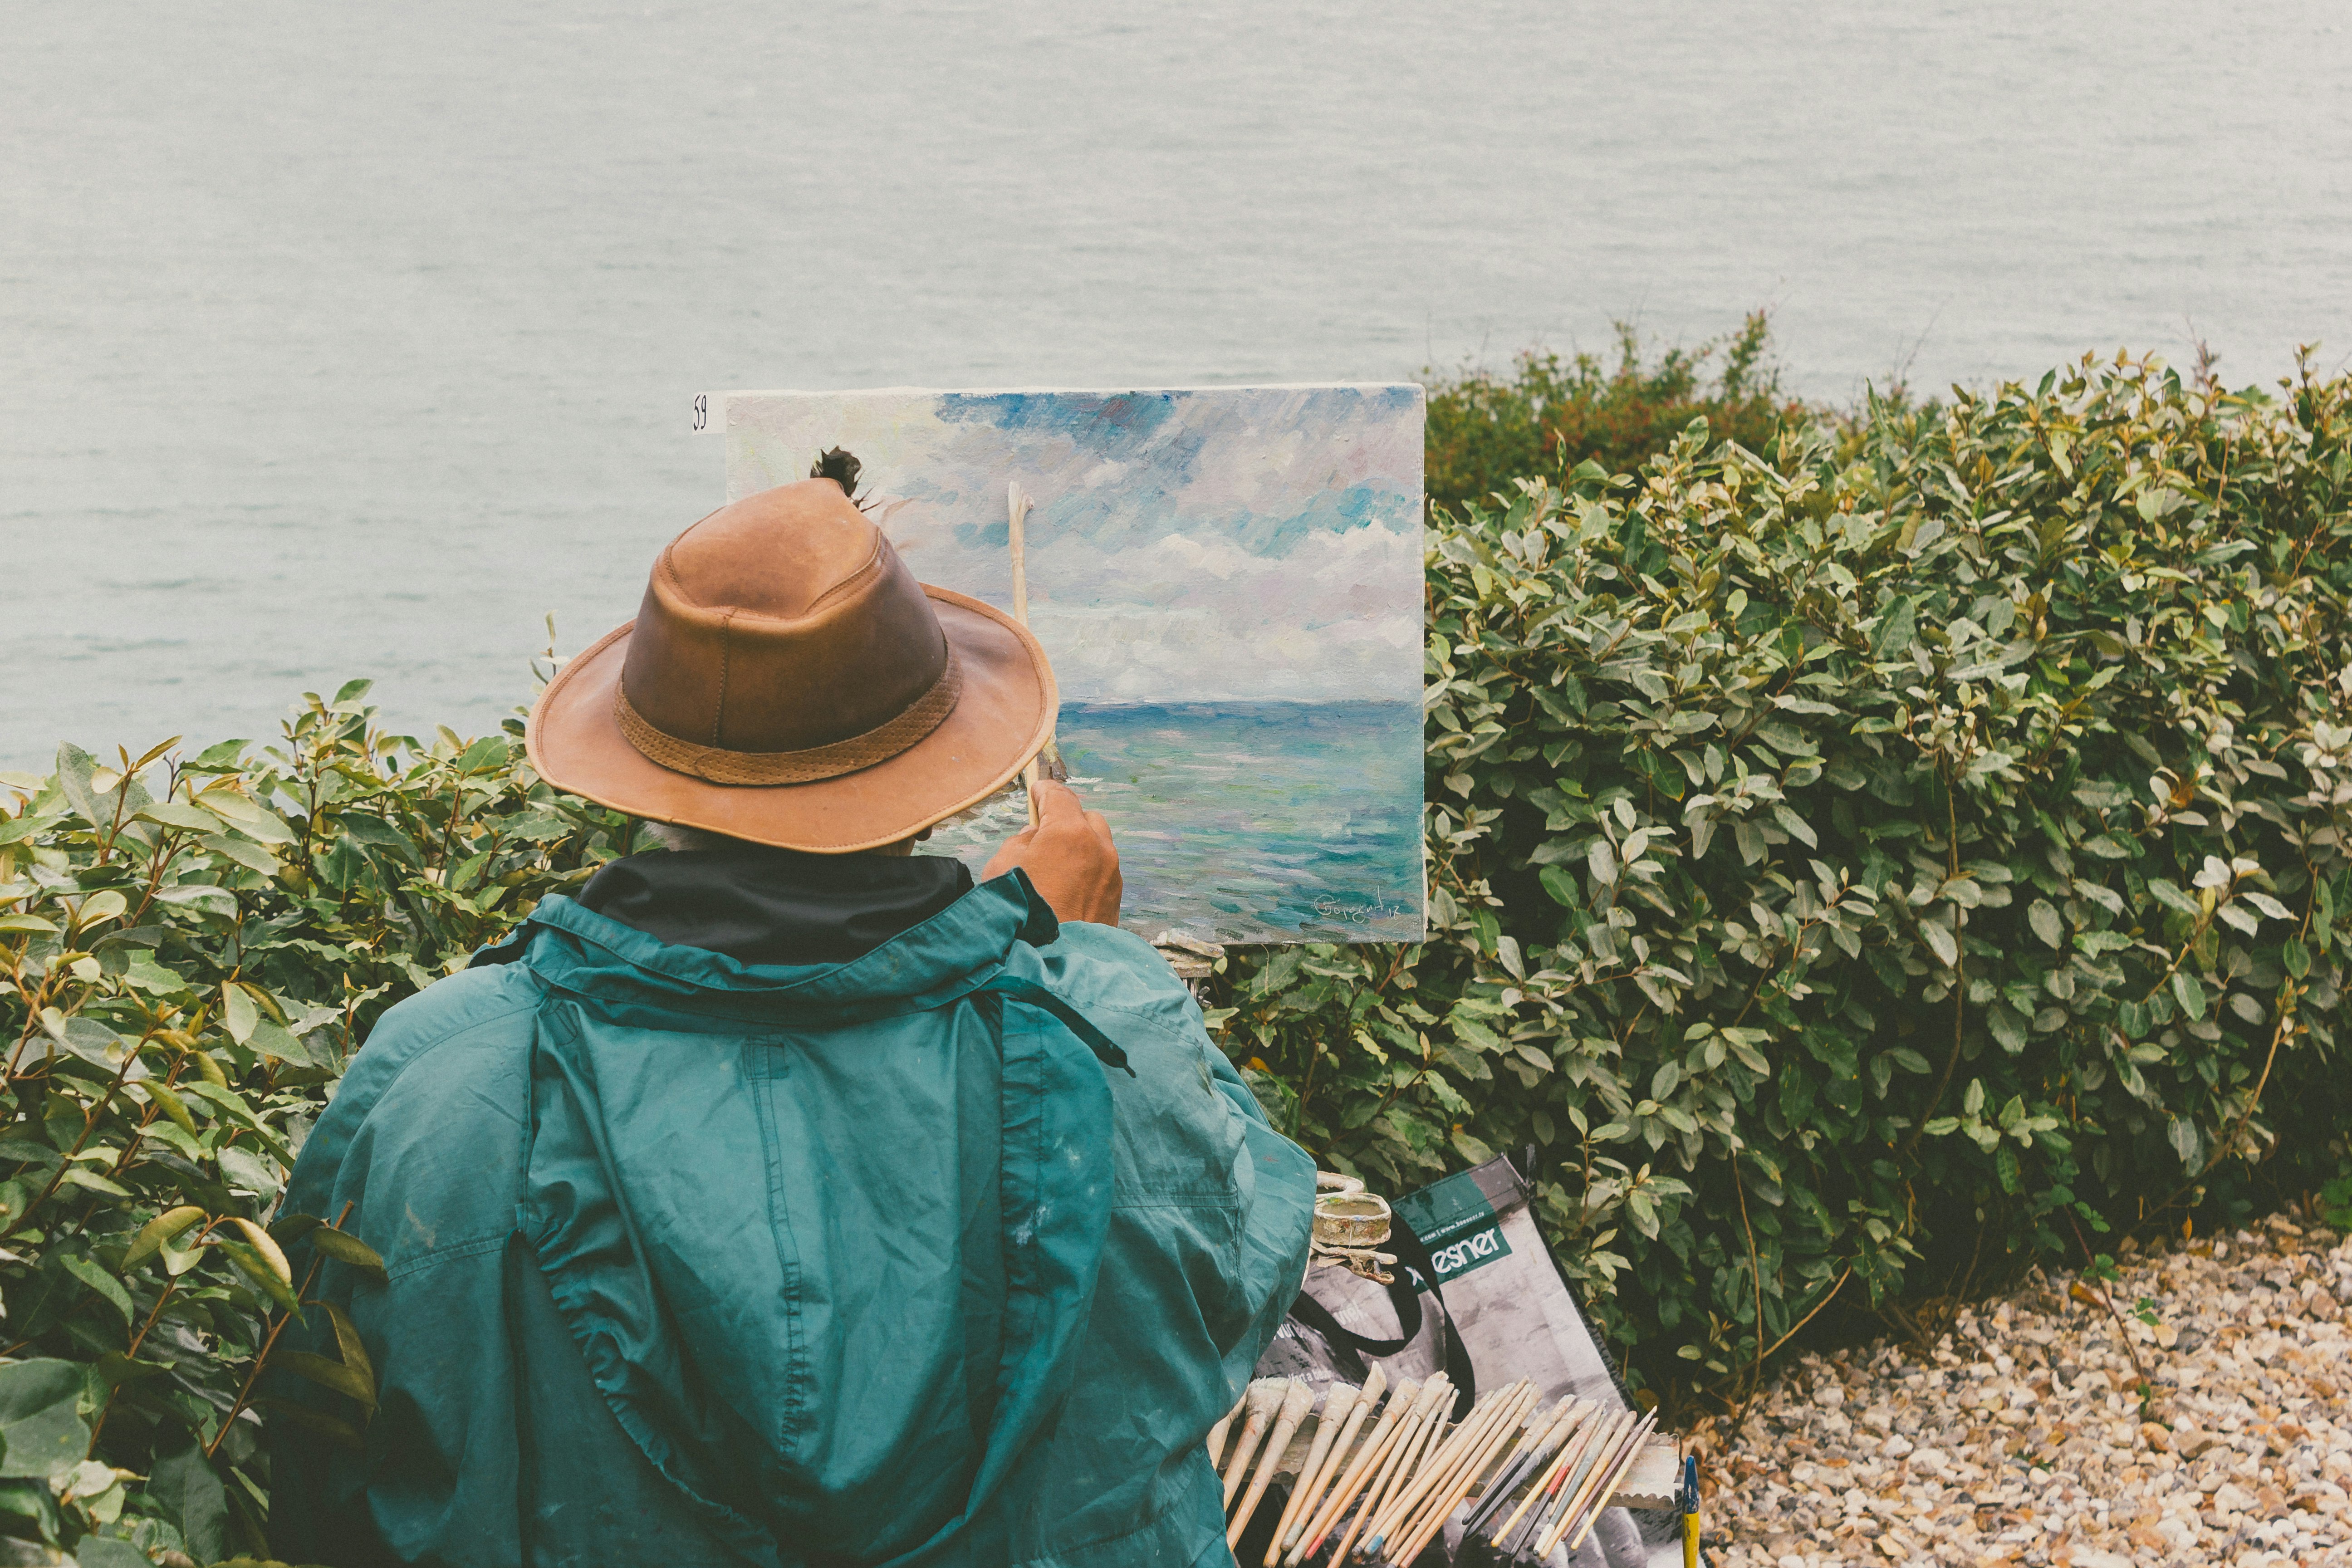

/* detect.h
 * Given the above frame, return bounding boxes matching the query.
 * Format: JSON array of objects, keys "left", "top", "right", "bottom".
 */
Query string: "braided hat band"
[{"left": 613, "top": 646, "right": 965, "bottom": 786}]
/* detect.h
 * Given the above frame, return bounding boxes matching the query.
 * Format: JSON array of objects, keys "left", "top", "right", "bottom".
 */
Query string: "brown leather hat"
[{"left": 527, "top": 479, "right": 1056, "bottom": 852}]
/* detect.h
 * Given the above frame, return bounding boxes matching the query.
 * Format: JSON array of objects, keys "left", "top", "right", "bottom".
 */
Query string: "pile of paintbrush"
[{"left": 1205, "top": 1371, "right": 1655, "bottom": 1566}]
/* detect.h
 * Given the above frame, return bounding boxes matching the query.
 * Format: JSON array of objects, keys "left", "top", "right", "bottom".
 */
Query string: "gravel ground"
[{"left": 1690, "top": 1211, "right": 2352, "bottom": 1567}]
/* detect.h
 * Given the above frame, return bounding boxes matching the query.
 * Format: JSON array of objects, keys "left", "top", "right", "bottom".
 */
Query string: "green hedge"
[
  {"left": 1423, "top": 312, "right": 1804, "bottom": 515},
  {"left": 0, "top": 696, "right": 625, "bottom": 1563},
  {"left": 3, "top": 350, "right": 2349, "bottom": 1560},
  {"left": 1215, "top": 351, "right": 2352, "bottom": 1404}
]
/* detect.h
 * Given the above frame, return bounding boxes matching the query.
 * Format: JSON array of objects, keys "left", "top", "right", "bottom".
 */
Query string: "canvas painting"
[{"left": 721, "top": 386, "right": 1426, "bottom": 945}]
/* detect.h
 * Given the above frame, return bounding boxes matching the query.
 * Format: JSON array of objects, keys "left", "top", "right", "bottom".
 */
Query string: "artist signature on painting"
[{"left": 1312, "top": 895, "right": 1417, "bottom": 925}]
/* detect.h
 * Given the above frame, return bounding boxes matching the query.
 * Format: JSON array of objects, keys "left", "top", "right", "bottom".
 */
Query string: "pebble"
[{"left": 1689, "top": 1212, "right": 2352, "bottom": 1566}]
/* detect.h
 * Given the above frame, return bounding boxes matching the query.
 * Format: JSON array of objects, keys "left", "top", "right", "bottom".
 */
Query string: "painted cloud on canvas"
[{"left": 723, "top": 385, "right": 1426, "bottom": 944}]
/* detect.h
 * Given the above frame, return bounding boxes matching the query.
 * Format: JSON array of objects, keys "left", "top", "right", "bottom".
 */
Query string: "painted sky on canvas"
[{"left": 722, "top": 386, "right": 1424, "bottom": 705}]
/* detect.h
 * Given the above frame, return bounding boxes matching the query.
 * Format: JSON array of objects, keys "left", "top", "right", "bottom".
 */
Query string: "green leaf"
[
  {"left": 309, "top": 1226, "right": 390, "bottom": 1286},
  {"left": 45, "top": 1016, "right": 127, "bottom": 1073},
  {"left": 147, "top": 1438, "right": 229, "bottom": 1563},
  {"left": 54, "top": 744, "right": 106, "bottom": 829},
  {"left": 178, "top": 1081, "right": 262, "bottom": 1128},
  {"left": 191, "top": 788, "right": 296, "bottom": 843},
  {"left": 59, "top": 1167, "right": 132, "bottom": 1198},
  {"left": 154, "top": 883, "right": 238, "bottom": 917},
  {"left": 1872, "top": 596, "right": 1918, "bottom": 659},
  {"left": 1538, "top": 864, "right": 1581, "bottom": 908},
  {"left": 325, "top": 1300, "right": 376, "bottom": 1394},
  {"left": 1918, "top": 917, "right": 1959, "bottom": 969},
  {"left": 254, "top": 1398, "right": 365, "bottom": 1453},
  {"left": 275, "top": 1349, "right": 375, "bottom": 1410},
  {"left": 126, "top": 1205, "right": 208, "bottom": 1266},
  {"left": 2283, "top": 937, "right": 2311, "bottom": 980},
  {"left": 245, "top": 1016, "right": 318, "bottom": 1067},
  {"left": 2170, "top": 970, "right": 2207, "bottom": 1022},
  {"left": 59, "top": 1255, "right": 132, "bottom": 1327},
  {"left": 136, "top": 801, "right": 219, "bottom": 833},
  {"left": 143, "top": 1082, "right": 198, "bottom": 1137},
  {"left": 316, "top": 837, "right": 371, "bottom": 892},
  {"left": 78, "top": 1537, "right": 154, "bottom": 1568},
  {"left": 2029, "top": 900, "right": 2063, "bottom": 948},
  {"left": 212, "top": 1240, "right": 301, "bottom": 1312},
  {"left": 221, "top": 983, "right": 259, "bottom": 1046},
  {"left": 217, "top": 1145, "right": 284, "bottom": 1198},
  {"left": 0, "top": 813, "right": 64, "bottom": 847},
  {"left": 0, "top": 1360, "right": 92, "bottom": 1483},
  {"left": 200, "top": 831, "right": 282, "bottom": 875}
]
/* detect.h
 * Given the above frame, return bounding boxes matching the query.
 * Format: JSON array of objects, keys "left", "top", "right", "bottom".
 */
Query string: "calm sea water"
[
  {"left": 927, "top": 702, "right": 1423, "bottom": 945},
  {"left": 3, "top": 2, "right": 2348, "bottom": 768}
]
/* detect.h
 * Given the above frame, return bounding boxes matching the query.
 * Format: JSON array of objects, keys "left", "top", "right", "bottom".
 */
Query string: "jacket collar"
[{"left": 475, "top": 869, "right": 1062, "bottom": 1031}]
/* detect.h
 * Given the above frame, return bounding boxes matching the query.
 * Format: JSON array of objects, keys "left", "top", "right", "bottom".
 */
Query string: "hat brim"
[{"left": 527, "top": 586, "right": 1057, "bottom": 853}]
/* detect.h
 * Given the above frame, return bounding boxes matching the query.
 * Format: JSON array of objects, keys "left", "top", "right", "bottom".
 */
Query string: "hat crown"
[{"left": 620, "top": 480, "right": 952, "bottom": 760}]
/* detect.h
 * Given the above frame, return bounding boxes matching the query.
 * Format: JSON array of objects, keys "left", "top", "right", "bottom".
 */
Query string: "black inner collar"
[{"left": 577, "top": 843, "right": 975, "bottom": 965}]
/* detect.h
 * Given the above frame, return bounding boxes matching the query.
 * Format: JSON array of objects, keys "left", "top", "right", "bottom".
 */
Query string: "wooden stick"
[
  {"left": 1489, "top": 1401, "right": 1605, "bottom": 1549},
  {"left": 1373, "top": 1382, "right": 1524, "bottom": 1561},
  {"left": 1206, "top": 1388, "right": 1247, "bottom": 1472},
  {"left": 1292, "top": 1377, "right": 1419, "bottom": 1564},
  {"left": 1279, "top": 1372, "right": 1384, "bottom": 1565},
  {"left": 1229, "top": 1379, "right": 1316, "bottom": 1546},
  {"left": 1333, "top": 1407, "right": 1430, "bottom": 1564},
  {"left": 1538, "top": 1409, "right": 1654, "bottom": 1560},
  {"left": 1006, "top": 480, "right": 1046, "bottom": 826},
  {"left": 1460, "top": 1395, "right": 1576, "bottom": 1539},
  {"left": 1353, "top": 1403, "right": 1458, "bottom": 1560},
  {"left": 1527, "top": 1408, "right": 1629, "bottom": 1555},
  {"left": 1007, "top": 481, "right": 1033, "bottom": 626},
  {"left": 1559, "top": 1411, "right": 1648, "bottom": 1541},
  {"left": 1394, "top": 1383, "right": 1536, "bottom": 1551},
  {"left": 1360, "top": 1380, "right": 1524, "bottom": 1558},
  {"left": 1222, "top": 1379, "right": 1288, "bottom": 1507},
  {"left": 1558, "top": 1411, "right": 1660, "bottom": 1557},
  {"left": 1532, "top": 1411, "right": 1641, "bottom": 1560},
  {"left": 1303, "top": 1376, "right": 1436, "bottom": 1563},
  {"left": 1482, "top": 1400, "right": 1592, "bottom": 1549},
  {"left": 1264, "top": 1378, "right": 1363, "bottom": 1567},
  {"left": 1330, "top": 1375, "right": 1448, "bottom": 1564},
  {"left": 1393, "top": 1384, "right": 1541, "bottom": 1566}
]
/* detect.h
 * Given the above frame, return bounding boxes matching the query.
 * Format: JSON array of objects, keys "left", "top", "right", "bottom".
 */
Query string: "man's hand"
[{"left": 983, "top": 779, "right": 1122, "bottom": 926}]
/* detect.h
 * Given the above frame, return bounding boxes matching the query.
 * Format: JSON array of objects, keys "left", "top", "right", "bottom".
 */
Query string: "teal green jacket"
[{"left": 268, "top": 872, "right": 1315, "bottom": 1567}]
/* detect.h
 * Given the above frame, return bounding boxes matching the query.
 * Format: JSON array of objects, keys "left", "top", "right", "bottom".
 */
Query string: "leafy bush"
[
  {"left": 8, "top": 350, "right": 2351, "bottom": 1561},
  {"left": 1217, "top": 351, "right": 2352, "bottom": 1406},
  {"left": 1423, "top": 312, "right": 1804, "bottom": 515},
  {"left": 0, "top": 688, "right": 623, "bottom": 1563}
]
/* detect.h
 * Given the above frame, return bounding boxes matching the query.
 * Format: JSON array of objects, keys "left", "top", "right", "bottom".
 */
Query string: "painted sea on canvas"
[
  {"left": 725, "top": 386, "right": 1427, "bottom": 944},
  {"left": 924, "top": 702, "right": 1422, "bottom": 946}
]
